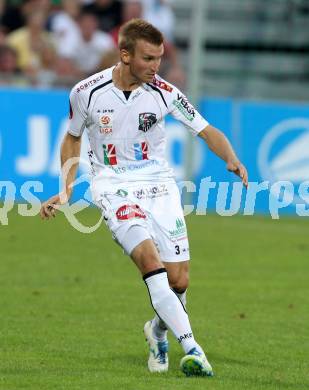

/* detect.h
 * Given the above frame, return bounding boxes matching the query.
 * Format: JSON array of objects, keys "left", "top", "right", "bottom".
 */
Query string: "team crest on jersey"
[{"left": 138, "top": 112, "right": 157, "bottom": 132}]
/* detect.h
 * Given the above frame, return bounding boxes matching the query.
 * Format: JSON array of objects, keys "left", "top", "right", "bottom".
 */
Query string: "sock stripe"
[{"left": 143, "top": 267, "right": 166, "bottom": 281}]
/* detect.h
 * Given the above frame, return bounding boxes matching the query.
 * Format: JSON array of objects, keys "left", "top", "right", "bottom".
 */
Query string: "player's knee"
[
  {"left": 169, "top": 274, "right": 189, "bottom": 292},
  {"left": 133, "top": 245, "right": 160, "bottom": 265},
  {"left": 172, "top": 281, "right": 189, "bottom": 293},
  {"left": 131, "top": 239, "right": 163, "bottom": 274}
]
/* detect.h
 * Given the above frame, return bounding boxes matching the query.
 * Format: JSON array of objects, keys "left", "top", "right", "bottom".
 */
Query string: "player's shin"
[
  {"left": 151, "top": 288, "right": 187, "bottom": 340},
  {"left": 144, "top": 269, "right": 199, "bottom": 354}
]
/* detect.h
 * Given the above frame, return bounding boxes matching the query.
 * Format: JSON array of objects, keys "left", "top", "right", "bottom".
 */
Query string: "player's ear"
[{"left": 120, "top": 49, "right": 130, "bottom": 65}]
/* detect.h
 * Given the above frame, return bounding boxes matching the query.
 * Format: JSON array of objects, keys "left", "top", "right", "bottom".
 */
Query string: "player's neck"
[{"left": 113, "top": 63, "right": 141, "bottom": 91}]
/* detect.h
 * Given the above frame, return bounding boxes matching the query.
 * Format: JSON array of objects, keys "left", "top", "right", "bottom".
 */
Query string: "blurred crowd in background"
[{"left": 0, "top": 0, "right": 185, "bottom": 88}]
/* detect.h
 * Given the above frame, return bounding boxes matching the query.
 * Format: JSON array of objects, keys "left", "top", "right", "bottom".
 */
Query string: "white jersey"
[{"left": 68, "top": 66, "right": 209, "bottom": 188}]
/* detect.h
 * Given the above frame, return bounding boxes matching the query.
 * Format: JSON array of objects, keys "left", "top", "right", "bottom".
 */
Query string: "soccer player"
[{"left": 40, "top": 18, "right": 248, "bottom": 377}]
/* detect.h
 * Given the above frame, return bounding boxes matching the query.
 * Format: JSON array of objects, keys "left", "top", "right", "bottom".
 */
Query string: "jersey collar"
[{"left": 111, "top": 84, "right": 145, "bottom": 104}]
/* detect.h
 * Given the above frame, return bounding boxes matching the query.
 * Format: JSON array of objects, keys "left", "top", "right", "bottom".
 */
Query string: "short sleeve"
[
  {"left": 168, "top": 87, "right": 209, "bottom": 136},
  {"left": 67, "top": 87, "right": 87, "bottom": 137}
]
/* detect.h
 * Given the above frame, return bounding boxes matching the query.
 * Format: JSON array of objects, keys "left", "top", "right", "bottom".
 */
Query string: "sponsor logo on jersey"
[
  {"left": 100, "top": 115, "right": 110, "bottom": 125},
  {"left": 99, "top": 114, "right": 113, "bottom": 134},
  {"left": 138, "top": 112, "right": 157, "bottom": 132},
  {"left": 100, "top": 128, "right": 112, "bottom": 134},
  {"left": 76, "top": 75, "right": 104, "bottom": 93},
  {"left": 134, "top": 142, "right": 148, "bottom": 160},
  {"left": 133, "top": 184, "right": 168, "bottom": 199},
  {"left": 169, "top": 218, "right": 186, "bottom": 238},
  {"left": 116, "top": 204, "right": 146, "bottom": 220},
  {"left": 109, "top": 159, "right": 160, "bottom": 174},
  {"left": 152, "top": 77, "right": 173, "bottom": 92},
  {"left": 100, "top": 127, "right": 113, "bottom": 134},
  {"left": 116, "top": 189, "right": 128, "bottom": 197},
  {"left": 69, "top": 100, "right": 73, "bottom": 119},
  {"left": 99, "top": 109, "right": 114, "bottom": 114},
  {"left": 103, "top": 144, "right": 117, "bottom": 165},
  {"left": 173, "top": 94, "right": 195, "bottom": 121}
]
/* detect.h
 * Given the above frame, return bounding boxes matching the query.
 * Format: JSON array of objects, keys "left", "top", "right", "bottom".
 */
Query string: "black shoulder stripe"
[
  {"left": 87, "top": 79, "right": 113, "bottom": 108},
  {"left": 147, "top": 83, "right": 168, "bottom": 108}
]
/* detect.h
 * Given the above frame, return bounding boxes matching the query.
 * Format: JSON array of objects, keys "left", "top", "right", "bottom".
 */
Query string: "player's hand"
[
  {"left": 226, "top": 160, "right": 248, "bottom": 188},
  {"left": 40, "top": 192, "right": 70, "bottom": 220}
]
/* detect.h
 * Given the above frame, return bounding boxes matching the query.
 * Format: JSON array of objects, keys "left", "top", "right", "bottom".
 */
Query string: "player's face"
[{"left": 129, "top": 39, "right": 164, "bottom": 83}]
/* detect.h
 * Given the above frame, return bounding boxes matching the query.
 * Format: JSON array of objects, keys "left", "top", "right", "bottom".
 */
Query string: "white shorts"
[{"left": 92, "top": 181, "right": 190, "bottom": 262}]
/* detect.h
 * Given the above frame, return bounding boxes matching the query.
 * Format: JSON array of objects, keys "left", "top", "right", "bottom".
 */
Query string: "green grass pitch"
[{"left": 0, "top": 208, "right": 308, "bottom": 390}]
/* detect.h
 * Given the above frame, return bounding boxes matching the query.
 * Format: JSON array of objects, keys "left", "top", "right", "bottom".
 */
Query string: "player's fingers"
[
  {"left": 238, "top": 165, "right": 244, "bottom": 179},
  {"left": 47, "top": 204, "right": 57, "bottom": 218},
  {"left": 40, "top": 206, "right": 49, "bottom": 220},
  {"left": 227, "top": 161, "right": 249, "bottom": 187},
  {"left": 243, "top": 173, "right": 249, "bottom": 188},
  {"left": 49, "top": 206, "right": 56, "bottom": 218},
  {"left": 42, "top": 204, "right": 54, "bottom": 219},
  {"left": 40, "top": 202, "right": 50, "bottom": 219},
  {"left": 231, "top": 163, "right": 248, "bottom": 188},
  {"left": 240, "top": 166, "right": 248, "bottom": 188},
  {"left": 228, "top": 161, "right": 241, "bottom": 174}
]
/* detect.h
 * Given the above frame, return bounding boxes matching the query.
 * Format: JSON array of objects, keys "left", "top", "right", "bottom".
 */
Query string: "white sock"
[
  {"left": 174, "top": 289, "right": 187, "bottom": 307},
  {"left": 151, "top": 316, "right": 168, "bottom": 341},
  {"left": 144, "top": 269, "right": 199, "bottom": 354},
  {"left": 151, "top": 288, "right": 187, "bottom": 341}
]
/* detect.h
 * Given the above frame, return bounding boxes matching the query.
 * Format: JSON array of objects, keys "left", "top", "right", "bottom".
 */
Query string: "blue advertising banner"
[
  {"left": 1, "top": 87, "right": 309, "bottom": 219},
  {"left": 1, "top": 88, "right": 68, "bottom": 196},
  {"left": 239, "top": 101, "right": 309, "bottom": 215}
]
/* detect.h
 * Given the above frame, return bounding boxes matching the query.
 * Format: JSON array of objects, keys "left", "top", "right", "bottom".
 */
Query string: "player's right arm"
[
  {"left": 40, "top": 84, "right": 87, "bottom": 220},
  {"left": 198, "top": 125, "right": 248, "bottom": 188},
  {"left": 40, "top": 132, "right": 82, "bottom": 220}
]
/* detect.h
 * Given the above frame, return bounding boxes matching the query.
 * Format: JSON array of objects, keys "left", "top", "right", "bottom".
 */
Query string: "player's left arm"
[{"left": 198, "top": 125, "right": 248, "bottom": 188}]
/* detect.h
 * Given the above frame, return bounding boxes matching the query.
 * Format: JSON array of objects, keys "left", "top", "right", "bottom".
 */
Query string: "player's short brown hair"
[{"left": 118, "top": 18, "right": 164, "bottom": 54}]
